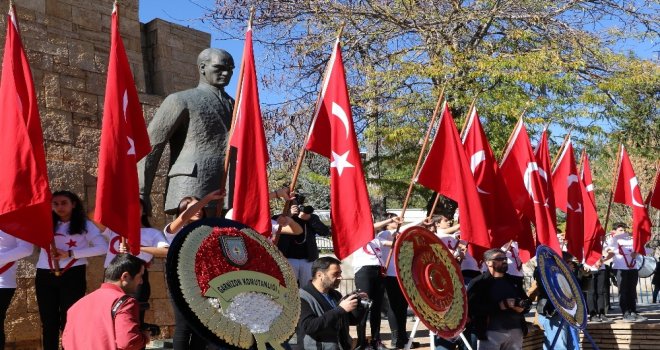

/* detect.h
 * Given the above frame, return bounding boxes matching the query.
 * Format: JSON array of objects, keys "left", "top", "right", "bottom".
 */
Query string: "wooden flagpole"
[
  {"left": 383, "top": 86, "right": 446, "bottom": 271},
  {"left": 551, "top": 127, "right": 574, "bottom": 171}
]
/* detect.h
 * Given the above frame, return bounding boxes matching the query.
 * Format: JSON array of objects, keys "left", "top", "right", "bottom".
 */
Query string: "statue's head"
[{"left": 197, "top": 48, "right": 234, "bottom": 88}]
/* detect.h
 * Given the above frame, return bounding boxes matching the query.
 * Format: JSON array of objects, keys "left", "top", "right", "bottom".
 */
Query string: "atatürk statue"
[{"left": 138, "top": 48, "right": 234, "bottom": 214}]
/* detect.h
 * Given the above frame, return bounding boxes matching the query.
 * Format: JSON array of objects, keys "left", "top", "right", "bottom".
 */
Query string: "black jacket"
[
  {"left": 466, "top": 271, "right": 530, "bottom": 340},
  {"left": 297, "top": 283, "right": 358, "bottom": 350},
  {"left": 277, "top": 214, "right": 330, "bottom": 262}
]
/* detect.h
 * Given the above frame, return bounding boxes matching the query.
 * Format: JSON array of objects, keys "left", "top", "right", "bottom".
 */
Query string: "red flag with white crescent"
[
  {"left": 552, "top": 138, "right": 584, "bottom": 260},
  {"left": 580, "top": 150, "right": 605, "bottom": 265},
  {"left": 0, "top": 6, "right": 53, "bottom": 249},
  {"left": 461, "top": 107, "right": 521, "bottom": 252},
  {"left": 613, "top": 146, "right": 651, "bottom": 254},
  {"left": 416, "top": 103, "right": 490, "bottom": 261},
  {"left": 305, "top": 41, "right": 373, "bottom": 260},
  {"left": 94, "top": 3, "right": 151, "bottom": 255},
  {"left": 500, "top": 119, "right": 560, "bottom": 254}
]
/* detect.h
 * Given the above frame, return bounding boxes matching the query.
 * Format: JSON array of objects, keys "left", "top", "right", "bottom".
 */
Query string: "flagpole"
[
  {"left": 551, "top": 128, "right": 574, "bottom": 171},
  {"left": 217, "top": 8, "right": 255, "bottom": 216},
  {"left": 499, "top": 107, "right": 528, "bottom": 164},
  {"left": 602, "top": 144, "right": 623, "bottom": 231},
  {"left": 278, "top": 24, "right": 346, "bottom": 220},
  {"left": 459, "top": 95, "right": 479, "bottom": 140},
  {"left": 383, "top": 85, "right": 446, "bottom": 272},
  {"left": 427, "top": 193, "right": 442, "bottom": 221}
]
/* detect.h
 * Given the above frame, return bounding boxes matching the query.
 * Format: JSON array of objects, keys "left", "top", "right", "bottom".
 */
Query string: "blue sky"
[{"left": 139, "top": 0, "right": 244, "bottom": 95}]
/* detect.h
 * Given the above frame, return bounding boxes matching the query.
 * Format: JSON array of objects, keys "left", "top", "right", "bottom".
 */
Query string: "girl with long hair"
[{"left": 35, "top": 190, "right": 107, "bottom": 350}]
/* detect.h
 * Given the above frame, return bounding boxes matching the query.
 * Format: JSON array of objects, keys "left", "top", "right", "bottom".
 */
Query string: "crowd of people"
[{"left": 0, "top": 188, "right": 656, "bottom": 350}]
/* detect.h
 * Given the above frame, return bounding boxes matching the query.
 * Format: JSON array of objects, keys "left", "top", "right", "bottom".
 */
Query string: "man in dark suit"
[{"left": 139, "top": 48, "right": 234, "bottom": 214}]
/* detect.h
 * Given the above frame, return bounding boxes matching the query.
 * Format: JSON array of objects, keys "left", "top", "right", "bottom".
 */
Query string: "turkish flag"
[
  {"left": 500, "top": 119, "right": 560, "bottom": 253},
  {"left": 228, "top": 27, "right": 272, "bottom": 236},
  {"left": 613, "top": 146, "right": 652, "bottom": 254},
  {"left": 461, "top": 107, "right": 521, "bottom": 250},
  {"left": 534, "top": 129, "right": 558, "bottom": 229},
  {"left": 580, "top": 150, "right": 605, "bottom": 265},
  {"left": 552, "top": 138, "right": 584, "bottom": 260},
  {"left": 647, "top": 166, "right": 660, "bottom": 210},
  {"left": 94, "top": 4, "right": 151, "bottom": 255},
  {"left": 0, "top": 6, "right": 53, "bottom": 250},
  {"left": 305, "top": 41, "right": 373, "bottom": 260},
  {"left": 417, "top": 103, "right": 489, "bottom": 261}
]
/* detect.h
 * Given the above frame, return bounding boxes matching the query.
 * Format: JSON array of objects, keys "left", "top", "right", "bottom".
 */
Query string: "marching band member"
[
  {"left": 0, "top": 231, "right": 32, "bottom": 349},
  {"left": 603, "top": 222, "right": 650, "bottom": 323},
  {"left": 35, "top": 191, "right": 107, "bottom": 350}
]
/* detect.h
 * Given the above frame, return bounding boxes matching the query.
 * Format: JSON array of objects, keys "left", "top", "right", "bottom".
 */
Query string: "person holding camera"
[
  {"left": 277, "top": 194, "right": 330, "bottom": 286},
  {"left": 467, "top": 249, "right": 530, "bottom": 350},
  {"left": 62, "top": 254, "right": 149, "bottom": 350},
  {"left": 298, "top": 257, "right": 365, "bottom": 350}
]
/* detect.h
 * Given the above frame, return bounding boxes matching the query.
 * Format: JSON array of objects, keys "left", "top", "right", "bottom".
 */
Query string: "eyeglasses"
[{"left": 490, "top": 257, "right": 507, "bottom": 262}]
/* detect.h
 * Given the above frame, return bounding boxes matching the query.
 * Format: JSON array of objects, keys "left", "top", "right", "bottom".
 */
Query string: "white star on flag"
[{"left": 331, "top": 150, "right": 354, "bottom": 176}]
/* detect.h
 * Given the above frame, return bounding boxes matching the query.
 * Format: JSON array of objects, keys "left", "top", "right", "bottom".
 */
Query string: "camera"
[
  {"left": 293, "top": 193, "right": 306, "bottom": 205},
  {"left": 514, "top": 298, "right": 532, "bottom": 309},
  {"left": 349, "top": 289, "right": 373, "bottom": 310},
  {"left": 141, "top": 323, "right": 161, "bottom": 337}
]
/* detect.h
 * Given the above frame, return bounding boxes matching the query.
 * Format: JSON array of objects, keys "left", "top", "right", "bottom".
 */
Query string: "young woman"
[
  {"left": 101, "top": 199, "right": 169, "bottom": 326},
  {"left": 35, "top": 191, "right": 107, "bottom": 350},
  {"left": 0, "top": 231, "right": 32, "bottom": 349}
]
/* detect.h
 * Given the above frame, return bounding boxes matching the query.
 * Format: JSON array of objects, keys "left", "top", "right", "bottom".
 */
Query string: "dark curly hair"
[{"left": 52, "top": 190, "right": 88, "bottom": 235}]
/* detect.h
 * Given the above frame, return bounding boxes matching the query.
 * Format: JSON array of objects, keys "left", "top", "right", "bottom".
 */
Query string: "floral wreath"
[{"left": 175, "top": 224, "right": 299, "bottom": 350}]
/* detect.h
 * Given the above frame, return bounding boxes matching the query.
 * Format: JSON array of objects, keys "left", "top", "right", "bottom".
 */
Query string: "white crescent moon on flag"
[
  {"left": 123, "top": 90, "right": 136, "bottom": 155},
  {"left": 470, "top": 151, "right": 491, "bottom": 194},
  {"left": 630, "top": 177, "right": 645, "bottom": 208},
  {"left": 524, "top": 162, "right": 541, "bottom": 203},
  {"left": 566, "top": 174, "right": 582, "bottom": 212},
  {"left": 331, "top": 102, "right": 350, "bottom": 139}
]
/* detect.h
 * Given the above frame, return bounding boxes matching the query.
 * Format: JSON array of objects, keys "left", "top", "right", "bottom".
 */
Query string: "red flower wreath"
[{"left": 195, "top": 226, "right": 286, "bottom": 295}]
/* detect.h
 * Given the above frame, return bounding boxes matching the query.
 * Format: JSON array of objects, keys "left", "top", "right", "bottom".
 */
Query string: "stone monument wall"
[{"left": 0, "top": 0, "right": 211, "bottom": 348}]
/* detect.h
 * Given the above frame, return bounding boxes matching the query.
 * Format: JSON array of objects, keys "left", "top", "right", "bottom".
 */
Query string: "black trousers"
[
  {"left": 616, "top": 269, "right": 638, "bottom": 314},
  {"left": 0, "top": 288, "right": 15, "bottom": 350},
  {"left": 586, "top": 270, "right": 607, "bottom": 315},
  {"left": 35, "top": 265, "right": 87, "bottom": 350},
  {"left": 384, "top": 276, "right": 409, "bottom": 348},
  {"left": 172, "top": 298, "right": 208, "bottom": 350},
  {"left": 134, "top": 268, "right": 151, "bottom": 325},
  {"left": 355, "top": 266, "right": 385, "bottom": 346}
]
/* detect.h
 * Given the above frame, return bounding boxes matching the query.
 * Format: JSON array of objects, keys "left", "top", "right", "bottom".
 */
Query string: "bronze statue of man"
[{"left": 138, "top": 48, "right": 234, "bottom": 214}]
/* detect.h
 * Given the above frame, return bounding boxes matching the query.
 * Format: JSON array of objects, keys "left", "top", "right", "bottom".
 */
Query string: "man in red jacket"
[{"left": 63, "top": 254, "right": 149, "bottom": 350}]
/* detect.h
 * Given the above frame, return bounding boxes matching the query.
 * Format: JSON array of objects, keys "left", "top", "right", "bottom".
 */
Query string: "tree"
[{"left": 204, "top": 0, "right": 659, "bottom": 210}]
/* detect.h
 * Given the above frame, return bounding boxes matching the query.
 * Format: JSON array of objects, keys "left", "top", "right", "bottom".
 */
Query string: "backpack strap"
[{"left": 111, "top": 295, "right": 132, "bottom": 319}]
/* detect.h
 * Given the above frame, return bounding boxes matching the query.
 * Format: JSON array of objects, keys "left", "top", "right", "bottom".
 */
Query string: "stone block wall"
[{"left": 1, "top": 0, "right": 212, "bottom": 348}]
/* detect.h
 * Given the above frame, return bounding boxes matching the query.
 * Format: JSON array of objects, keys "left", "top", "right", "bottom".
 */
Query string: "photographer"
[
  {"left": 277, "top": 194, "right": 331, "bottom": 286},
  {"left": 62, "top": 254, "right": 149, "bottom": 350},
  {"left": 298, "top": 257, "right": 365, "bottom": 350},
  {"left": 467, "top": 249, "right": 530, "bottom": 350}
]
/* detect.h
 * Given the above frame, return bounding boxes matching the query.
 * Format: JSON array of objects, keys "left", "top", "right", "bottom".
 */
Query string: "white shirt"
[
  {"left": 375, "top": 220, "right": 423, "bottom": 277},
  {"left": 103, "top": 228, "right": 170, "bottom": 267},
  {"left": 503, "top": 241, "right": 524, "bottom": 277},
  {"left": 0, "top": 230, "right": 33, "bottom": 288},
  {"left": 37, "top": 221, "right": 107, "bottom": 270},
  {"left": 352, "top": 238, "right": 385, "bottom": 274},
  {"left": 437, "top": 231, "right": 479, "bottom": 272},
  {"left": 606, "top": 232, "right": 646, "bottom": 270}
]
